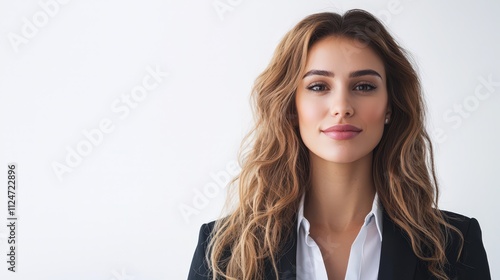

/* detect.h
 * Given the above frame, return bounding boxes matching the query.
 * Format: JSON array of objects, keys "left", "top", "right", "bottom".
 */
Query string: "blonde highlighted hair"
[{"left": 207, "top": 9, "right": 462, "bottom": 280}]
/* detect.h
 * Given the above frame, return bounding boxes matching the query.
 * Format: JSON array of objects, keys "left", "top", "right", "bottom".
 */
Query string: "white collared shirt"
[{"left": 296, "top": 193, "right": 383, "bottom": 280}]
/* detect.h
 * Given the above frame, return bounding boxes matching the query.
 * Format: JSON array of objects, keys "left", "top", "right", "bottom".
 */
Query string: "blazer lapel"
[
  {"left": 377, "top": 212, "right": 418, "bottom": 279},
  {"left": 275, "top": 221, "right": 298, "bottom": 279}
]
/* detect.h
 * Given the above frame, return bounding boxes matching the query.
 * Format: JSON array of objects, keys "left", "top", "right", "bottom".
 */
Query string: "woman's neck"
[{"left": 304, "top": 151, "right": 376, "bottom": 233}]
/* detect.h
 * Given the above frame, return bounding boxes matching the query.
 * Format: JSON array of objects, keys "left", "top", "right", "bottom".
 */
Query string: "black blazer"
[{"left": 188, "top": 210, "right": 491, "bottom": 279}]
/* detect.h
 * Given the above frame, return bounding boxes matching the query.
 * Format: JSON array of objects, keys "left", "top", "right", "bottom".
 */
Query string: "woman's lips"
[{"left": 321, "top": 124, "right": 362, "bottom": 140}]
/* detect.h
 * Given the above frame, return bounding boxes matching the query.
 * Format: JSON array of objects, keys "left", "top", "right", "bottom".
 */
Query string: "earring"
[{"left": 384, "top": 118, "right": 389, "bottom": 124}]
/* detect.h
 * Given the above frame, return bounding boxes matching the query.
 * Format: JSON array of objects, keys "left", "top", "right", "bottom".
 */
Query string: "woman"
[{"left": 188, "top": 9, "right": 490, "bottom": 280}]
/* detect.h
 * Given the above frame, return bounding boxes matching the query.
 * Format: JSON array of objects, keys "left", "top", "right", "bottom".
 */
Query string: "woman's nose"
[{"left": 329, "top": 85, "right": 354, "bottom": 118}]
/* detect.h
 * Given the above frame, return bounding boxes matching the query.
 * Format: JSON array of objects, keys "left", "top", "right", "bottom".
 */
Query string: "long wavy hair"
[{"left": 207, "top": 9, "right": 462, "bottom": 280}]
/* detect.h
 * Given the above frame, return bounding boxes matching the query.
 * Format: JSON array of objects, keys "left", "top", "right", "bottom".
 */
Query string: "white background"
[{"left": 0, "top": 0, "right": 498, "bottom": 279}]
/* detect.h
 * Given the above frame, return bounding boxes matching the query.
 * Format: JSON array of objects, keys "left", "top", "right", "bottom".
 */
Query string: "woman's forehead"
[{"left": 305, "top": 36, "right": 386, "bottom": 79}]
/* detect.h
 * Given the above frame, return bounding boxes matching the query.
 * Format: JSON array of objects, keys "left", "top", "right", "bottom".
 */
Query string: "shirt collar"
[
  {"left": 297, "top": 192, "right": 383, "bottom": 241},
  {"left": 297, "top": 193, "right": 306, "bottom": 233}
]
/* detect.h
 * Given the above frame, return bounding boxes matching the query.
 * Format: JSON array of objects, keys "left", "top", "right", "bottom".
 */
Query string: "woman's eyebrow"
[
  {"left": 302, "top": 69, "right": 382, "bottom": 79},
  {"left": 302, "top": 69, "right": 334, "bottom": 78},
  {"left": 350, "top": 69, "right": 382, "bottom": 79}
]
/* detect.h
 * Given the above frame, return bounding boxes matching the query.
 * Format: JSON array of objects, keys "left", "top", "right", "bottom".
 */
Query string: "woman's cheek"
[
  {"left": 361, "top": 100, "right": 387, "bottom": 123},
  {"left": 297, "top": 99, "right": 323, "bottom": 126}
]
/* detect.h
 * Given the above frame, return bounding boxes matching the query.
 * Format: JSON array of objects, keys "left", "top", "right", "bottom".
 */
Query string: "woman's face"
[{"left": 295, "top": 36, "right": 390, "bottom": 164}]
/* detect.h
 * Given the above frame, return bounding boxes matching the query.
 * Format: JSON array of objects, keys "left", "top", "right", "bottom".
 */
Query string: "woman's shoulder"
[
  {"left": 439, "top": 209, "right": 482, "bottom": 235},
  {"left": 438, "top": 209, "right": 491, "bottom": 278},
  {"left": 438, "top": 209, "right": 484, "bottom": 250},
  {"left": 188, "top": 220, "right": 218, "bottom": 280},
  {"left": 198, "top": 220, "right": 217, "bottom": 236}
]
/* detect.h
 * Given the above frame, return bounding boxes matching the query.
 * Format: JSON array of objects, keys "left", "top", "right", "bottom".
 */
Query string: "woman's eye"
[
  {"left": 354, "top": 83, "right": 377, "bottom": 92},
  {"left": 307, "top": 83, "right": 328, "bottom": 92}
]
